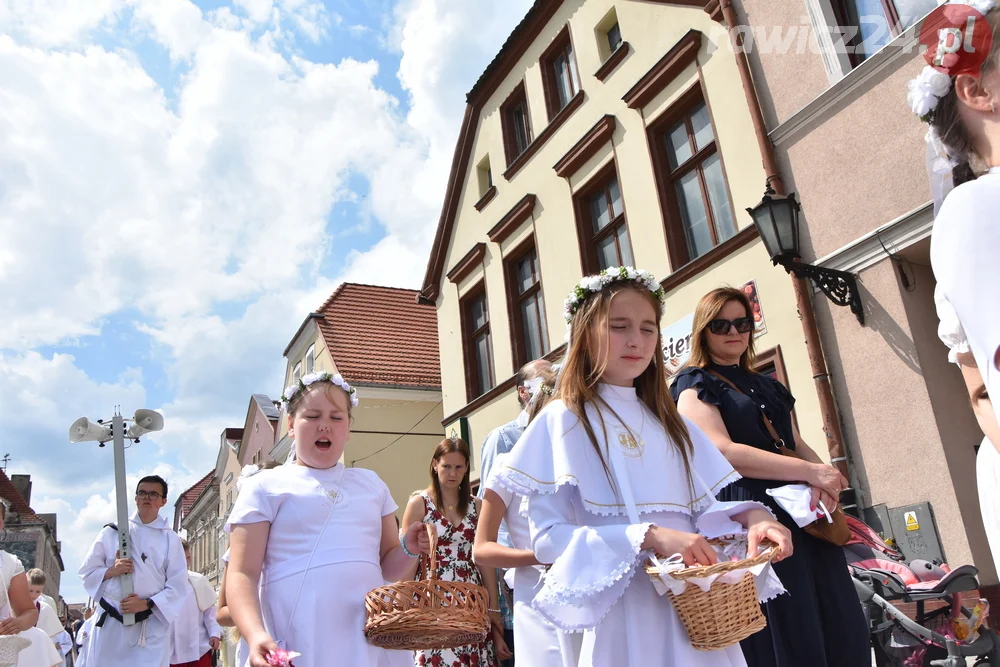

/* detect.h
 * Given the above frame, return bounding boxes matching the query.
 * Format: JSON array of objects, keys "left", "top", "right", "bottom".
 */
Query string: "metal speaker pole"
[{"left": 111, "top": 413, "right": 136, "bottom": 627}]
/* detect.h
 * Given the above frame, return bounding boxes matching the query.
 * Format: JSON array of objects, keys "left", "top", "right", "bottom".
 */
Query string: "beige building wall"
[
  {"left": 217, "top": 439, "right": 242, "bottom": 558},
  {"left": 344, "top": 392, "right": 446, "bottom": 516},
  {"left": 737, "top": 0, "right": 992, "bottom": 575},
  {"left": 436, "top": 0, "right": 828, "bottom": 477},
  {"left": 276, "top": 321, "right": 337, "bottom": 443}
]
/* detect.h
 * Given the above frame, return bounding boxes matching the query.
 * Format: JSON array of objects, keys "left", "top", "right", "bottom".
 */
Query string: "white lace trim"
[
  {"left": 532, "top": 552, "right": 645, "bottom": 633},
  {"left": 496, "top": 467, "right": 742, "bottom": 519}
]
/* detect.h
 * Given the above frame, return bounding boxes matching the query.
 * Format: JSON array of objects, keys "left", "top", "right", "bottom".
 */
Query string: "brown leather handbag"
[{"left": 707, "top": 370, "right": 851, "bottom": 546}]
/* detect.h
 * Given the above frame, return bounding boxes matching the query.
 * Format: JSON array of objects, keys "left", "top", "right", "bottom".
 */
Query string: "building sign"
[
  {"left": 741, "top": 280, "right": 767, "bottom": 336},
  {"left": 662, "top": 312, "right": 695, "bottom": 375},
  {"left": 661, "top": 280, "right": 767, "bottom": 375}
]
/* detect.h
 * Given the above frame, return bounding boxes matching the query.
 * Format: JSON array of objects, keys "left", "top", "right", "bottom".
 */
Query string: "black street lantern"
[{"left": 747, "top": 183, "right": 865, "bottom": 325}]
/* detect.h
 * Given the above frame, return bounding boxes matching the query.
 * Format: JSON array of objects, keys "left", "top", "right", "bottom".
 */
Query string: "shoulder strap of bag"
[{"left": 707, "top": 369, "right": 791, "bottom": 455}]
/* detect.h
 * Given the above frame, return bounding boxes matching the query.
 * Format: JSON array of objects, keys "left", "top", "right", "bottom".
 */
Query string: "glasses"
[
  {"left": 136, "top": 491, "right": 163, "bottom": 500},
  {"left": 707, "top": 317, "right": 753, "bottom": 335}
]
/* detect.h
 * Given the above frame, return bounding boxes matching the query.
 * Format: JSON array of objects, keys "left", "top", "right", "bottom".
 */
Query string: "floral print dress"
[{"left": 414, "top": 492, "right": 498, "bottom": 667}]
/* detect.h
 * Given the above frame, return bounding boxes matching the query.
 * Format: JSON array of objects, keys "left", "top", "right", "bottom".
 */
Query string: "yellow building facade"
[
  {"left": 420, "top": 0, "right": 832, "bottom": 485},
  {"left": 273, "top": 283, "right": 446, "bottom": 513}
]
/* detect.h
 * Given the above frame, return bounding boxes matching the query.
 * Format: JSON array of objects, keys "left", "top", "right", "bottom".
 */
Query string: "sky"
[{"left": 0, "top": 0, "right": 536, "bottom": 603}]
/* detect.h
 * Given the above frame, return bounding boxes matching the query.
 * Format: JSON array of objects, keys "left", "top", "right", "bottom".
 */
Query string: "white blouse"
[{"left": 931, "top": 168, "right": 1000, "bottom": 427}]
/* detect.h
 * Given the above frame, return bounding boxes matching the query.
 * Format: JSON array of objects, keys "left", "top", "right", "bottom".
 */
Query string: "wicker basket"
[
  {"left": 365, "top": 524, "right": 491, "bottom": 651},
  {"left": 644, "top": 543, "right": 777, "bottom": 651},
  {"left": 0, "top": 634, "right": 30, "bottom": 667}
]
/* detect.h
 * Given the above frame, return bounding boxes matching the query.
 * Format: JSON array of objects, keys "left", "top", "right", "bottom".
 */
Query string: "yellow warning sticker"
[{"left": 904, "top": 511, "right": 919, "bottom": 532}]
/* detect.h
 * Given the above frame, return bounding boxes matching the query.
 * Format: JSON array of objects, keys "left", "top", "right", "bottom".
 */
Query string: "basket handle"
[{"left": 425, "top": 523, "right": 439, "bottom": 581}]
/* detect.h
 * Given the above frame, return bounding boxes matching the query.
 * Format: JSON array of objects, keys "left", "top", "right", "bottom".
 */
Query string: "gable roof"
[
  {"left": 173, "top": 470, "right": 214, "bottom": 531},
  {"left": 0, "top": 471, "right": 42, "bottom": 524},
  {"left": 251, "top": 394, "right": 280, "bottom": 421},
  {"left": 313, "top": 283, "right": 441, "bottom": 388},
  {"left": 419, "top": 0, "right": 716, "bottom": 301},
  {"left": 419, "top": 0, "right": 564, "bottom": 302}
]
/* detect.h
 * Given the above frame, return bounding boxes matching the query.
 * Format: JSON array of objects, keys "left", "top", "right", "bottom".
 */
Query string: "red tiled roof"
[
  {"left": 315, "top": 283, "right": 441, "bottom": 388},
  {"left": 0, "top": 470, "right": 41, "bottom": 523},
  {"left": 175, "top": 471, "right": 214, "bottom": 527}
]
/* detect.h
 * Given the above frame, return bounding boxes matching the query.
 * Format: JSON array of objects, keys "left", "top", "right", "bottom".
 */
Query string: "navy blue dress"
[{"left": 671, "top": 363, "right": 870, "bottom": 667}]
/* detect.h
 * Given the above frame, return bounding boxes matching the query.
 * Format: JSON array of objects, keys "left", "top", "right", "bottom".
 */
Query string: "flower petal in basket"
[{"left": 0, "top": 634, "right": 31, "bottom": 667}]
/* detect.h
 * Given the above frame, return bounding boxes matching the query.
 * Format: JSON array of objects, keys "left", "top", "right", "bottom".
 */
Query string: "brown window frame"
[
  {"left": 460, "top": 282, "right": 495, "bottom": 402},
  {"left": 573, "top": 160, "right": 635, "bottom": 275},
  {"left": 648, "top": 85, "right": 737, "bottom": 270},
  {"left": 829, "top": 0, "right": 914, "bottom": 67},
  {"left": 505, "top": 238, "right": 549, "bottom": 369},
  {"left": 540, "top": 26, "right": 581, "bottom": 122},
  {"left": 501, "top": 82, "right": 533, "bottom": 168}
]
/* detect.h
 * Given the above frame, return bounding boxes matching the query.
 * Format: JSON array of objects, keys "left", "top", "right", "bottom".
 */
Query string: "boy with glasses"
[{"left": 78, "top": 475, "right": 187, "bottom": 667}]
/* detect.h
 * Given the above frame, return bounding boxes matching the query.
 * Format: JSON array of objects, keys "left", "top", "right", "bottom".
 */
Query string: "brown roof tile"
[
  {"left": 315, "top": 283, "right": 441, "bottom": 388},
  {"left": 0, "top": 471, "right": 41, "bottom": 523},
  {"left": 174, "top": 471, "right": 214, "bottom": 530}
]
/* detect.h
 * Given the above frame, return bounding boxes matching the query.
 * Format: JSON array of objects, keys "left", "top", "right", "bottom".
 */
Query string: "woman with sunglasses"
[{"left": 669, "top": 287, "right": 868, "bottom": 667}]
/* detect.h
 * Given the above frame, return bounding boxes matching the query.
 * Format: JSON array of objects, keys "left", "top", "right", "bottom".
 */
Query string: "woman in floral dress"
[{"left": 401, "top": 438, "right": 505, "bottom": 667}]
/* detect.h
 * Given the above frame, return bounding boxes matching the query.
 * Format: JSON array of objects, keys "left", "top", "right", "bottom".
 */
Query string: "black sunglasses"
[{"left": 707, "top": 317, "right": 753, "bottom": 335}]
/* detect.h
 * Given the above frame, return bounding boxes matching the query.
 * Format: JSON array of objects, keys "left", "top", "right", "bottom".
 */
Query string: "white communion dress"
[
  {"left": 226, "top": 463, "right": 410, "bottom": 667},
  {"left": 0, "top": 551, "right": 62, "bottom": 667},
  {"left": 484, "top": 456, "right": 581, "bottom": 667},
  {"left": 935, "top": 277, "right": 1000, "bottom": 576},
  {"left": 496, "top": 384, "right": 783, "bottom": 667},
  {"left": 932, "top": 167, "right": 1000, "bottom": 430}
]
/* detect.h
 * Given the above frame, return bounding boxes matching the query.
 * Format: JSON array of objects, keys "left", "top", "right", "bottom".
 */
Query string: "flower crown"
[
  {"left": 908, "top": 0, "right": 997, "bottom": 123},
  {"left": 563, "top": 266, "right": 665, "bottom": 324},
  {"left": 523, "top": 376, "right": 555, "bottom": 401},
  {"left": 280, "top": 371, "right": 359, "bottom": 409}
]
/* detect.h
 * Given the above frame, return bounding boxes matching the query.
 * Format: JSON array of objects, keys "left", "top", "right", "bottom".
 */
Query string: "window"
[
  {"left": 574, "top": 163, "right": 634, "bottom": 273},
  {"left": 461, "top": 285, "right": 495, "bottom": 400},
  {"left": 607, "top": 22, "right": 622, "bottom": 53},
  {"left": 226, "top": 489, "right": 233, "bottom": 510},
  {"left": 476, "top": 156, "right": 493, "bottom": 197},
  {"left": 305, "top": 344, "right": 315, "bottom": 374},
  {"left": 501, "top": 83, "right": 533, "bottom": 167},
  {"left": 541, "top": 28, "right": 580, "bottom": 120},
  {"left": 650, "top": 91, "right": 736, "bottom": 267},
  {"left": 506, "top": 242, "right": 549, "bottom": 366},
  {"left": 830, "top": 0, "right": 936, "bottom": 65},
  {"left": 292, "top": 362, "right": 302, "bottom": 383}
]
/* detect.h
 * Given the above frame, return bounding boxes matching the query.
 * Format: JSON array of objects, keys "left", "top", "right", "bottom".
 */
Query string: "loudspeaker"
[{"left": 68, "top": 418, "right": 112, "bottom": 443}]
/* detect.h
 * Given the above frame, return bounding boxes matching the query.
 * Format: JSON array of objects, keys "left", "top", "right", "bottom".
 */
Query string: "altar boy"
[{"left": 79, "top": 475, "right": 187, "bottom": 667}]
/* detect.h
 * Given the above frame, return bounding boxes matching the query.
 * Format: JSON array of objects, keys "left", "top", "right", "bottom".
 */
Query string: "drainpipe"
[{"left": 717, "top": 0, "right": 854, "bottom": 505}]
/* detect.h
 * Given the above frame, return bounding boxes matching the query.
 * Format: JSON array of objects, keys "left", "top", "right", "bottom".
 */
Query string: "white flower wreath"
[
  {"left": 280, "top": 371, "right": 359, "bottom": 409},
  {"left": 563, "top": 266, "right": 665, "bottom": 324},
  {"left": 908, "top": 0, "right": 998, "bottom": 122}
]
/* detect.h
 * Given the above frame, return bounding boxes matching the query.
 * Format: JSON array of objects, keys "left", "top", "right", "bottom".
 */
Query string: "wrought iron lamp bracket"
[{"left": 776, "top": 258, "right": 865, "bottom": 326}]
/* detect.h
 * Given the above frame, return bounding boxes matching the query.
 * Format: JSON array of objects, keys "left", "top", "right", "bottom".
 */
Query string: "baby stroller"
[{"left": 846, "top": 515, "right": 1000, "bottom": 666}]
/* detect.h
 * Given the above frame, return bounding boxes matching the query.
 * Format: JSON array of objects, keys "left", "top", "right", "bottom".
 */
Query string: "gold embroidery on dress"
[{"left": 617, "top": 427, "right": 645, "bottom": 460}]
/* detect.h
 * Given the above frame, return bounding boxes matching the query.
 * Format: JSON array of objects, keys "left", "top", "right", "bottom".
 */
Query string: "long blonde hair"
[
  {"left": 559, "top": 282, "right": 693, "bottom": 489},
  {"left": 685, "top": 287, "right": 757, "bottom": 371}
]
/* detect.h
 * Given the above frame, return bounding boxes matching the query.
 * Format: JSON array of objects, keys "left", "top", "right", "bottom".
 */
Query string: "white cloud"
[
  {"left": 0, "top": 0, "right": 125, "bottom": 48},
  {"left": 0, "top": 0, "right": 539, "bottom": 603}
]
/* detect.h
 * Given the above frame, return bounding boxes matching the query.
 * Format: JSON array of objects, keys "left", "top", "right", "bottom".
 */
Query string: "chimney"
[{"left": 10, "top": 475, "right": 31, "bottom": 506}]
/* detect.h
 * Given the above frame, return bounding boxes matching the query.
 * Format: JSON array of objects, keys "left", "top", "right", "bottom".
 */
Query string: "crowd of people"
[{"left": 0, "top": 2, "right": 997, "bottom": 665}]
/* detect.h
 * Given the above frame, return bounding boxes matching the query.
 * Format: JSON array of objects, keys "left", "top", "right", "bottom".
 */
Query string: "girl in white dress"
[
  {"left": 494, "top": 268, "right": 792, "bottom": 667},
  {"left": 226, "top": 372, "right": 430, "bottom": 667},
  {"left": 908, "top": 0, "right": 1000, "bottom": 573},
  {"left": 0, "top": 501, "right": 62, "bottom": 667},
  {"left": 909, "top": 0, "right": 1000, "bottom": 428},
  {"left": 474, "top": 371, "right": 580, "bottom": 667}
]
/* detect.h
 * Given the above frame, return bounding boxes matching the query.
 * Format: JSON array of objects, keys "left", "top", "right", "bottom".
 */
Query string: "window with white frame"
[{"left": 305, "top": 344, "right": 315, "bottom": 374}]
